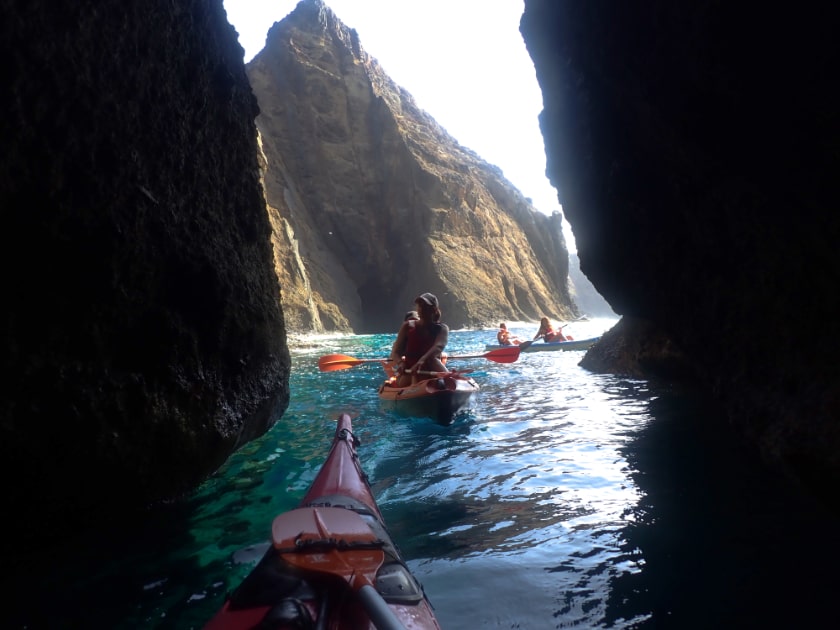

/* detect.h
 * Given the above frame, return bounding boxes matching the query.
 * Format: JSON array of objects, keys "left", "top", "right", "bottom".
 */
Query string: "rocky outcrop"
[
  {"left": 248, "top": 0, "right": 577, "bottom": 333},
  {"left": 521, "top": 1, "right": 839, "bottom": 499},
  {"left": 568, "top": 253, "right": 616, "bottom": 318},
  {"left": 0, "top": 0, "right": 290, "bottom": 550}
]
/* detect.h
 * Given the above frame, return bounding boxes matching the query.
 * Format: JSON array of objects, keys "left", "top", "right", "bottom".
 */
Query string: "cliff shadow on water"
[{"left": 608, "top": 386, "right": 840, "bottom": 628}]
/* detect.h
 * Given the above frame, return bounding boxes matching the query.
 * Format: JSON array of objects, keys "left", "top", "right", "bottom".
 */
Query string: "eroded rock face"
[
  {"left": 569, "top": 254, "right": 616, "bottom": 319},
  {"left": 248, "top": 0, "right": 577, "bottom": 333},
  {"left": 0, "top": 0, "right": 290, "bottom": 549},
  {"left": 521, "top": 0, "right": 839, "bottom": 498}
]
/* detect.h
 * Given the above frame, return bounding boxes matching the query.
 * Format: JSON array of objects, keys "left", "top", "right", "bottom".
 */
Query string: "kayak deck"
[
  {"left": 485, "top": 336, "right": 601, "bottom": 353},
  {"left": 204, "top": 413, "right": 441, "bottom": 630},
  {"left": 378, "top": 371, "right": 479, "bottom": 425}
]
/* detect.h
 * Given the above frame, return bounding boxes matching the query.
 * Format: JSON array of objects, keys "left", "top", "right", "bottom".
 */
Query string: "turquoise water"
[{"left": 10, "top": 318, "right": 840, "bottom": 628}]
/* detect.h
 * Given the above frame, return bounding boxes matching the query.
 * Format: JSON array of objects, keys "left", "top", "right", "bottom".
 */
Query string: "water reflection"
[
  {"left": 14, "top": 321, "right": 839, "bottom": 628},
  {"left": 608, "top": 387, "right": 840, "bottom": 628}
]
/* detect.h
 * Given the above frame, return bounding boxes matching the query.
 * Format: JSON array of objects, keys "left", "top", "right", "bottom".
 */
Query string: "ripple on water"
[{"left": 8, "top": 321, "right": 673, "bottom": 629}]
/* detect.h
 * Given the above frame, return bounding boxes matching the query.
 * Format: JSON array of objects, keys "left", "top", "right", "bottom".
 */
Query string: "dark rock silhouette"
[
  {"left": 521, "top": 0, "right": 839, "bottom": 500},
  {"left": 1, "top": 0, "right": 290, "bottom": 551}
]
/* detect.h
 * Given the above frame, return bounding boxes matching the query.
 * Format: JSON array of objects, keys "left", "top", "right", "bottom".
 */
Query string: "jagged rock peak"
[
  {"left": 249, "top": 1, "right": 575, "bottom": 333},
  {"left": 267, "top": 0, "right": 364, "bottom": 59},
  {"left": 264, "top": 0, "right": 474, "bottom": 162}
]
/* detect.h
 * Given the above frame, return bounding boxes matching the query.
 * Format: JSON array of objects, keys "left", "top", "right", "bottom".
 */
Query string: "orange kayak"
[
  {"left": 378, "top": 371, "right": 479, "bottom": 425},
  {"left": 204, "top": 413, "right": 441, "bottom": 630}
]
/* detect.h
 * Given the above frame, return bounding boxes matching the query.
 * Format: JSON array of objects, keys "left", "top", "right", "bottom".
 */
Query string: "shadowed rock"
[
  {"left": 521, "top": 0, "right": 839, "bottom": 501},
  {"left": 0, "top": 0, "right": 291, "bottom": 550}
]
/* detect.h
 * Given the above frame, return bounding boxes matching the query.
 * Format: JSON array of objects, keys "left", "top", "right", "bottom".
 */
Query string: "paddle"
[
  {"left": 413, "top": 368, "right": 474, "bottom": 376},
  {"left": 318, "top": 354, "right": 394, "bottom": 372},
  {"left": 273, "top": 506, "right": 406, "bottom": 630},
  {"left": 318, "top": 346, "right": 520, "bottom": 372}
]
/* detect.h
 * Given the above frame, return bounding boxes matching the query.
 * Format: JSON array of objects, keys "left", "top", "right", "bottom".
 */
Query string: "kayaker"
[
  {"left": 533, "top": 316, "right": 568, "bottom": 342},
  {"left": 389, "top": 292, "right": 449, "bottom": 386},
  {"left": 497, "top": 322, "right": 521, "bottom": 345}
]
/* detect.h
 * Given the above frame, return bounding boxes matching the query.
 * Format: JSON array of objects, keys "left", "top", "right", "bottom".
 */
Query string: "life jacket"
[
  {"left": 545, "top": 328, "right": 566, "bottom": 342},
  {"left": 404, "top": 321, "right": 443, "bottom": 368}
]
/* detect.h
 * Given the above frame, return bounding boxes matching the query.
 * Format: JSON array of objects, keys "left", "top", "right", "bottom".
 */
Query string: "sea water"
[{"left": 9, "top": 318, "right": 840, "bottom": 628}]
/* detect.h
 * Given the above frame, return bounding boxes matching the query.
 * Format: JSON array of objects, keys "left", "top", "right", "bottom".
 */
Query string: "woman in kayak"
[
  {"left": 497, "top": 322, "right": 521, "bottom": 345},
  {"left": 534, "top": 316, "right": 568, "bottom": 342},
  {"left": 389, "top": 292, "right": 449, "bottom": 386}
]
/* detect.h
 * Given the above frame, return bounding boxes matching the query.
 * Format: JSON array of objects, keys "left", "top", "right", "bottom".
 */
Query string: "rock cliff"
[
  {"left": 521, "top": 1, "right": 839, "bottom": 500},
  {"left": 1, "top": 0, "right": 290, "bottom": 550},
  {"left": 568, "top": 254, "right": 616, "bottom": 319},
  {"left": 10, "top": 0, "right": 835, "bottom": 557},
  {"left": 248, "top": 0, "right": 576, "bottom": 333}
]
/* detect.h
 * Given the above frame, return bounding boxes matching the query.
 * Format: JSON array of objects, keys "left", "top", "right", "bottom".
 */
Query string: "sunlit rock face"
[
  {"left": 0, "top": 0, "right": 291, "bottom": 549},
  {"left": 521, "top": 1, "right": 839, "bottom": 498},
  {"left": 569, "top": 254, "right": 616, "bottom": 319},
  {"left": 247, "top": 0, "right": 576, "bottom": 333}
]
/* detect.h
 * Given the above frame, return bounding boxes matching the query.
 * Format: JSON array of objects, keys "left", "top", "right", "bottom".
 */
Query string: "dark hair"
[
  {"left": 416, "top": 292, "right": 439, "bottom": 308},
  {"left": 415, "top": 293, "right": 441, "bottom": 322}
]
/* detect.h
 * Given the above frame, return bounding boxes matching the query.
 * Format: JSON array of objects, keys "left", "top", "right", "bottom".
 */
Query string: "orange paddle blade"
[
  {"left": 318, "top": 353, "right": 361, "bottom": 371},
  {"left": 485, "top": 346, "right": 522, "bottom": 363},
  {"left": 318, "top": 354, "right": 383, "bottom": 371}
]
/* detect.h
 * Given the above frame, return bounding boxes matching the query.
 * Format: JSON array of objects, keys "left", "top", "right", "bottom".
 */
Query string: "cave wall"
[
  {"left": 521, "top": 1, "right": 839, "bottom": 497},
  {"left": 0, "top": 0, "right": 291, "bottom": 550}
]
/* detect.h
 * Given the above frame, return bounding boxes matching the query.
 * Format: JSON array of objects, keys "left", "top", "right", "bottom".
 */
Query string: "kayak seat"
[
  {"left": 375, "top": 561, "right": 425, "bottom": 604},
  {"left": 227, "top": 547, "right": 316, "bottom": 610},
  {"left": 258, "top": 597, "right": 315, "bottom": 629}
]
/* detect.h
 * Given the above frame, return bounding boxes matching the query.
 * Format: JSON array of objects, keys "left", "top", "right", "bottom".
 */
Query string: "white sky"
[{"left": 223, "top": 0, "right": 575, "bottom": 251}]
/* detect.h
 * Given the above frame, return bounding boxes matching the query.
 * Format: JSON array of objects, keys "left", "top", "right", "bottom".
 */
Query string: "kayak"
[
  {"left": 484, "top": 336, "right": 601, "bottom": 353},
  {"left": 378, "top": 371, "right": 479, "bottom": 425},
  {"left": 205, "top": 413, "right": 441, "bottom": 630}
]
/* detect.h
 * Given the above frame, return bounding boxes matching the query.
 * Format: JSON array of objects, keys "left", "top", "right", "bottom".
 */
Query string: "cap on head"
[{"left": 415, "top": 292, "right": 439, "bottom": 308}]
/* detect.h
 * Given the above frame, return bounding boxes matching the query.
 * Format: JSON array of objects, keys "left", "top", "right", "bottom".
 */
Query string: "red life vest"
[
  {"left": 545, "top": 328, "right": 567, "bottom": 342},
  {"left": 404, "top": 321, "right": 443, "bottom": 368}
]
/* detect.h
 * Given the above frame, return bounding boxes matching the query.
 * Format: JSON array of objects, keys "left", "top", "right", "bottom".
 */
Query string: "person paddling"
[
  {"left": 389, "top": 293, "right": 449, "bottom": 386},
  {"left": 533, "top": 317, "right": 568, "bottom": 342},
  {"left": 497, "top": 322, "right": 521, "bottom": 346}
]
